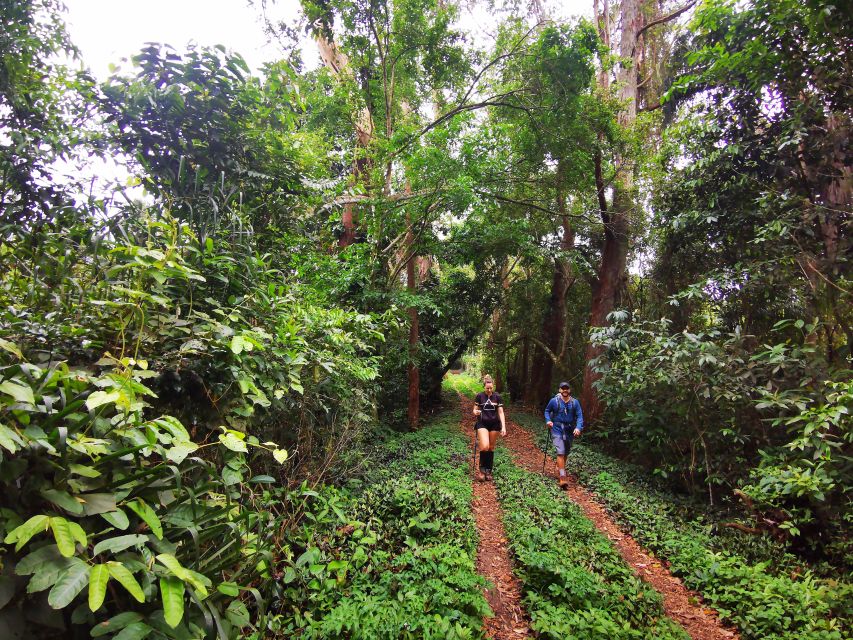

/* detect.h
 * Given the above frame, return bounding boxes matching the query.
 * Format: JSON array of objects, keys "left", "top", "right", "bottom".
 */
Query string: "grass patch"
[
  {"left": 511, "top": 411, "right": 852, "bottom": 640},
  {"left": 491, "top": 448, "right": 688, "bottom": 640},
  {"left": 442, "top": 372, "right": 483, "bottom": 397},
  {"left": 268, "top": 412, "right": 489, "bottom": 639}
]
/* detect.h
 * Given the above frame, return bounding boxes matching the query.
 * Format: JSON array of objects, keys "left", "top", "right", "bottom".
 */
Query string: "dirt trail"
[
  {"left": 501, "top": 411, "right": 740, "bottom": 640},
  {"left": 459, "top": 397, "right": 532, "bottom": 640}
]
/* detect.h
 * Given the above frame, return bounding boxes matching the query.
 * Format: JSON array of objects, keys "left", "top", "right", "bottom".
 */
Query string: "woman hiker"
[
  {"left": 544, "top": 381, "right": 583, "bottom": 489},
  {"left": 473, "top": 375, "right": 506, "bottom": 481}
]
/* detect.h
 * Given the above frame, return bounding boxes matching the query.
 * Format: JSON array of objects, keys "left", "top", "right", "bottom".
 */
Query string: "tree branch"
[{"left": 636, "top": 1, "right": 697, "bottom": 39}]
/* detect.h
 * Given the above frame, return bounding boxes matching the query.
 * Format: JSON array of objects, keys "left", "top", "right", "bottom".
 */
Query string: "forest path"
[
  {"left": 499, "top": 408, "right": 740, "bottom": 640},
  {"left": 459, "top": 396, "right": 532, "bottom": 640}
]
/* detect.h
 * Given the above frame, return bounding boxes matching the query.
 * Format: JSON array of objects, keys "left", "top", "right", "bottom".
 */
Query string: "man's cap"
[{"left": 558, "top": 381, "right": 570, "bottom": 389}]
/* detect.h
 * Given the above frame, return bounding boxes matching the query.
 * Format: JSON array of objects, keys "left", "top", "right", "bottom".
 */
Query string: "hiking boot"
[
  {"left": 475, "top": 470, "right": 486, "bottom": 482},
  {"left": 485, "top": 470, "right": 493, "bottom": 482},
  {"left": 558, "top": 476, "right": 569, "bottom": 490}
]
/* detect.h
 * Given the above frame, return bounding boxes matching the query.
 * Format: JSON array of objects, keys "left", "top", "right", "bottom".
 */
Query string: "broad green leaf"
[
  {"left": 48, "top": 560, "right": 90, "bottom": 608},
  {"left": 101, "top": 509, "right": 130, "bottom": 530},
  {"left": 107, "top": 562, "right": 145, "bottom": 603},
  {"left": 27, "top": 556, "right": 81, "bottom": 593},
  {"left": 160, "top": 577, "right": 185, "bottom": 628},
  {"left": 126, "top": 500, "right": 163, "bottom": 540},
  {"left": 230, "top": 335, "right": 249, "bottom": 354},
  {"left": 216, "top": 582, "right": 239, "bottom": 596},
  {"left": 86, "top": 390, "right": 121, "bottom": 410},
  {"left": 0, "top": 423, "right": 23, "bottom": 453},
  {"left": 155, "top": 554, "right": 189, "bottom": 581},
  {"left": 183, "top": 569, "right": 210, "bottom": 598},
  {"left": 273, "top": 448, "right": 288, "bottom": 464},
  {"left": 16, "top": 544, "right": 63, "bottom": 575},
  {"left": 218, "top": 432, "right": 247, "bottom": 453},
  {"left": 5, "top": 514, "right": 49, "bottom": 551},
  {"left": 90, "top": 612, "right": 145, "bottom": 637},
  {"left": 93, "top": 533, "right": 148, "bottom": 556},
  {"left": 0, "top": 380, "right": 34, "bottom": 405},
  {"left": 165, "top": 442, "right": 197, "bottom": 464},
  {"left": 0, "top": 337, "right": 23, "bottom": 359},
  {"left": 50, "top": 517, "right": 77, "bottom": 557},
  {"left": 41, "top": 489, "right": 84, "bottom": 515},
  {"left": 68, "top": 463, "right": 101, "bottom": 478},
  {"left": 68, "top": 521, "right": 88, "bottom": 548},
  {"left": 88, "top": 564, "right": 110, "bottom": 611},
  {"left": 81, "top": 493, "right": 117, "bottom": 515},
  {"left": 225, "top": 600, "right": 250, "bottom": 628},
  {"left": 112, "top": 622, "right": 153, "bottom": 640}
]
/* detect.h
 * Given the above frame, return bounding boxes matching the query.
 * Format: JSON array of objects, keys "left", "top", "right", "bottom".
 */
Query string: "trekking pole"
[{"left": 542, "top": 428, "right": 549, "bottom": 475}]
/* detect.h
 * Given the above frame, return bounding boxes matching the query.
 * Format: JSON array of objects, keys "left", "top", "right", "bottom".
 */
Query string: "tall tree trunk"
[
  {"left": 530, "top": 161, "right": 574, "bottom": 405},
  {"left": 314, "top": 33, "right": 374, "bottom": 248},
  {"left": 406, "top": 208, "right": 420, "bottom": 429},
  {"left": 489, "top": 261, "right": 511, "bottom": 392},
  {"left": 582, "top": 0, "right": 642, "bottom": 426}
]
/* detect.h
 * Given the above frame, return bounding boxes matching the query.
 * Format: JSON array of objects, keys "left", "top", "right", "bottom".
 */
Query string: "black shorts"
[{"left": 475, "top": 421, "right": 502, "bottom": 432}]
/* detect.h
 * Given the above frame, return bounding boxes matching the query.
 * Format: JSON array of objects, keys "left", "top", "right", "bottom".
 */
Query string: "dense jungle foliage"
[{"left": 0, "top": 0, "right": 849, "bottom": 637}]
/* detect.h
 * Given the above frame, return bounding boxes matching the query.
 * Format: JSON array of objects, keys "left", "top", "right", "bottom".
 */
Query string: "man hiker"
[
  {"left": 473, "top": 375, "right": 506, "bottom": 481},
  {"left": 544, "top": 381, "right": 583, "bottom": 489}
]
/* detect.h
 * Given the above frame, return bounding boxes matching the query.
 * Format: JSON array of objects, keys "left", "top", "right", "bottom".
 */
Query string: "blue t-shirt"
[{"left": 544, "top": 395, "right": 583, "bottom": 434}]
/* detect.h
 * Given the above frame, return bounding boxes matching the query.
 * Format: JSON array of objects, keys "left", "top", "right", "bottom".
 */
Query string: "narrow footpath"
[
  {"left": 459, "top": 397, "right": 531, "bottom": 640},
  {"left": 500, "top": 409, "right": 740, "bottom": 640}
]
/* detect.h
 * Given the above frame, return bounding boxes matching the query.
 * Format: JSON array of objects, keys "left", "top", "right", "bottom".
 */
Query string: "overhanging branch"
[{"left": 636, "top": 1, "right": 697, "bottom": 39}]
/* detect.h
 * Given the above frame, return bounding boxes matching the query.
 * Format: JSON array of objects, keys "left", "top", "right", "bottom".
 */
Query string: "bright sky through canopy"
[
  {"left": 63, "top": 0, "right": 304, "bottom": 78},
  {"left": 63, "top": 0, "right": 592, "bottom": 79}
]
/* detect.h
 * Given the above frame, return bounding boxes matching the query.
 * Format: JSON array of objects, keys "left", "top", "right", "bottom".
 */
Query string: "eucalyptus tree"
[
  {"left": 581, "top": 0, "right": 700, "bottom": 424},
  {"left": 481, "top": 18, "right": 611, "bottom": 404},
  {"left": 298, "top": 0, "right": 530, "bottom": 426},
  {"left": 590, "top": 0, "right": 851, "bottom": 556}
]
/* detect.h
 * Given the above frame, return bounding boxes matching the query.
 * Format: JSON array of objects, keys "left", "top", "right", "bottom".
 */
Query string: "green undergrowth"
[
  {"left": 511, "top": 411, "right": 851, "bottom": 640},
  {"left": 267, "top": 411, "right": 489, "bottom": 639},
  {"left": 442, "top": 373, "right": 483, "bottom": 397},
  {"left": 491, "top": 449, "right": 688, "bottom": 640}
]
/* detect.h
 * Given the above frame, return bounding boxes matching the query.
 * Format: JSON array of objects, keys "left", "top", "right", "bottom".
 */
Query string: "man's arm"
[
  {"left": 573, "top": 399, "right": 584, "bottom": 436},
  {"left": 544, "top": 399, "right": 554, "bottom": 427}
]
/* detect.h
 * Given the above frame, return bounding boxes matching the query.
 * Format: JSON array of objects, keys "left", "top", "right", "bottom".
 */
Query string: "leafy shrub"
[
  {"left": 0, "top": 211, "right": 390, "bottom": 637},
  {"left": 0, "top": 354, "right": 289, "bottom": 638},
  {"left": 590, "top": 314, "right": 852, "bottom": 561},
  {"left": 265, "top": 415, "right": 490, "bottom": 638}
]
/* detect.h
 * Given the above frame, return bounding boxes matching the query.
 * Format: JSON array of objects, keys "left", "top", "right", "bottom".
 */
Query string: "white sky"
[
  {"left": 59, "top": 0, "right": 592, "bottom": 201},
  {"left": 63, "top": 0, "right": 303, "bottom": 78},
  {"left": 63, "top": 0, "right": 593, "bottom": 80}
]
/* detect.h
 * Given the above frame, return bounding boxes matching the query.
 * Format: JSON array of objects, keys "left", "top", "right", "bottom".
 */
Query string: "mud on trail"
[
  {"left": 459, "top": 396, "right": 532, "bottom": 640},
  {"left": 499, "top": 408, "right": 741, "bottom": 640}
]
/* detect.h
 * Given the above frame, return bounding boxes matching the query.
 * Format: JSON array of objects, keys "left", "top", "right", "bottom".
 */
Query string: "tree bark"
[
  {"left": 530, "top": 161, "right": 575, "bottom": 405},
  {"left": 315, "top": 33, "right": 374, "bottom": 247},
  {"left": 582, "top": 0, "right": 642, "bottom": 426},
  {"left": 404, "top": 183, "right": 420, "bottom": 428}
]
